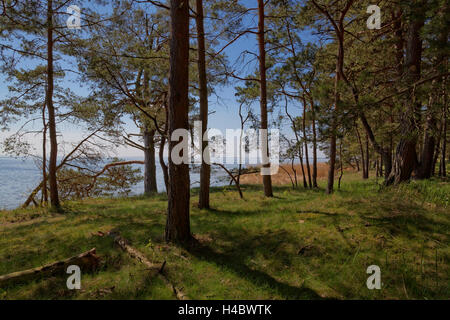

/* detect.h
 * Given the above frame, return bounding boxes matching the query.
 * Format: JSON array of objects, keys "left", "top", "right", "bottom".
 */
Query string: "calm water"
[{"left": 0, "top": 157, "right": 228, "bottom": 210}]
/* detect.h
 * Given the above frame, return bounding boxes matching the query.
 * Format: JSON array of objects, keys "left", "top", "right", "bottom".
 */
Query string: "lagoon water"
[{"left": 0, "top": 157, "right": 229, "bottom": 210}]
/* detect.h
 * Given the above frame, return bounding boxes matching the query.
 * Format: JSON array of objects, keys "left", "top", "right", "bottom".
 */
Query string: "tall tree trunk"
[
  {"left": 257, "top": 0, "right": 273, "bottom": 197},
  {"left": 42, "top": 103, "right": 48, "bottom": 204},
  {"left": 46, "top": 0, "right": 60, "bottom": 210},
  {"left": 387, "top": 2, "right": 426, "bottom": 185},
  {"left": 196, "top": 0, "right": 210, "bottom": 209},
  {"left": 355, "top": 124, "right": 366, "bottom": 179},
  {"left": 144, "top": 129, "right": 157, "bottom": 195},
  {"left": 310, "top": 98, "right": 318, "bottom": 188},
  {"left": 165, "top": 0, "right": 191, "bottom": 244},
  {"left": 299, "top": 148, "right": 308, "bottom": 188},
  {"left": 441, "top": 85, "right": 448, "bottom": 177},
  {"left": 327, "top": 29, "right": 345, "bottom": 194},
  {"left": 302, "top": 96, "right": 312, "bottom": 188},
  {"left": 327, "top": 73, "right": 338, "bottom": 194},
  {"left": 338, "top": 140, "right": 344, "bottom": 189},
  {"left": 364, "top": 133, "right": 369, "bottom": 179}
]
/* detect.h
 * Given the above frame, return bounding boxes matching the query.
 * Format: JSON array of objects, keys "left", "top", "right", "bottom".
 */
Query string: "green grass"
[{"left": 0, "top": 174, "right": 448, "bottom": 300}]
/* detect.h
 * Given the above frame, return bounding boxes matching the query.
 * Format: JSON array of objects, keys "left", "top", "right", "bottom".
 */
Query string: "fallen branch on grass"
[
  {"left": 0, "top": 248, "right": 100, "bottom": 287},
  {"left": 107, "top": 231, "right": 188, "bottom": 300}
]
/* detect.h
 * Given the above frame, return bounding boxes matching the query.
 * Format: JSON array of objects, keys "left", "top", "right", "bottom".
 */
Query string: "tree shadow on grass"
[
  {"left": 202, "top": 207, "right": 269, "bottom": 218},
  {"left": 339, "top": 198, "right": 449, "bottom": 242},
  {"left": 187, "top": 243, "right": 328, "bottom": 300}
]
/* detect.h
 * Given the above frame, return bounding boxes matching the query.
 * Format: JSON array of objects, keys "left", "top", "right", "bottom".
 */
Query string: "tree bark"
[
  {"left": 165, "top": 0, "right": 192, "bottom": 244},
  {"left": 257, "top": 0, "right": 273, "bottom": 197},
  {"left": 144, "top": 129, "right": 158, "bottom": 195},
  {"left": 46, "top": 0, "right": 60, "bottom": 210},
  {"left": 196, "top": 0, "right": 211, "bottom": 209}
]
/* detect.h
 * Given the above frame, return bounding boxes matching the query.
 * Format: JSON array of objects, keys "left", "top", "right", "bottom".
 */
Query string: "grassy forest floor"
[{"left": 0, "top": 173, "right": 449, "bottom": 300}]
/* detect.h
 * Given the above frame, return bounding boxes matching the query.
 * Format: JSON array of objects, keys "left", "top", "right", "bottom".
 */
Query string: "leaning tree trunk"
[
  {"left": 386, "top": 2, "right": 426, "bottom": 185},
  {"left": 144, "top": 129, "right": 158, "bottom": 195},
  {"left": 257, "top": 0, "right": 273, "bottom": 197},
  {"left": 196, "top": 0, "right": 211, "bottom": 209},
  {"left": 165, "top": 0, "right": 191, "bottom": 244},
  {"left": 46, "top": 0, "right": 60, "bottom": 210}
]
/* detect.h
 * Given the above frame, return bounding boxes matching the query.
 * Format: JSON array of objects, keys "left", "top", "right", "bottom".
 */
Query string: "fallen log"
[
  {"left": 108, "top": 231, "right": 161, "bottom": 271},
  {"left": 0, "top": 248, "right": 100, "bottom": 287},
  {"left": 107, "top": 231, "right": 187, "bottom": 300}
]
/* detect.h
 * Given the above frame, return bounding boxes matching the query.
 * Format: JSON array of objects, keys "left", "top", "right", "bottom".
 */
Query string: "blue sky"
[{"left": 0, "top": 0, "right": 321, "bottom": 159}]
